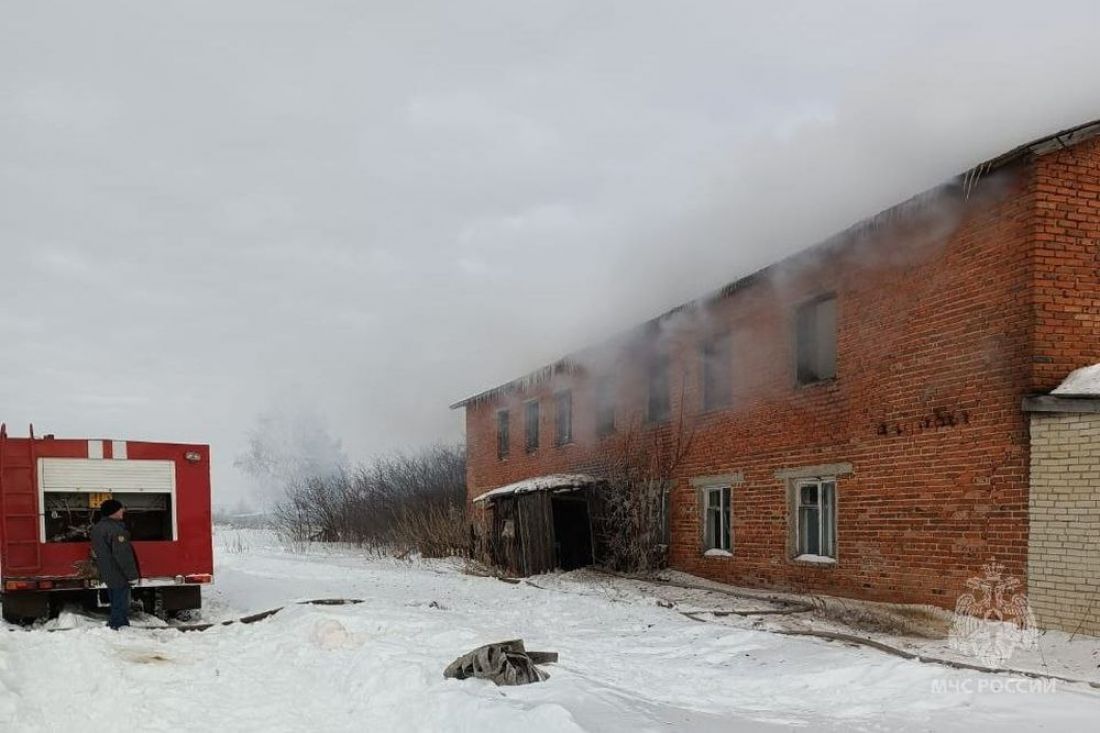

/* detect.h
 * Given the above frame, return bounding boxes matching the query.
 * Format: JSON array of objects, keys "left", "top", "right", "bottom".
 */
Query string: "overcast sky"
[{"left": 2, "top": 1, "right": 1098, "bottom": 508}]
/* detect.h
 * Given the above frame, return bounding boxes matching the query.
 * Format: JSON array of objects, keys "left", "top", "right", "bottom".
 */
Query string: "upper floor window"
[
  {"left": 796, "top": 295, "right": 837, "bottom": 384},
  {"left": 702, "top": 333, "right": 732, "bottom": 411},
  {"left": 647, "top": 355, "right": 670, "bottom": 423},
  {"left": 496, "top": 409, "right": 509, "bottom": 459},
  {"left": 554, "top": 390, "right": 573, "bottom": 445},
  {"left": 524, "top": 400, "right": 540, "bottom": 453},
  {"left": 595, "top": 376, "right": 616, "bottom": 437}
]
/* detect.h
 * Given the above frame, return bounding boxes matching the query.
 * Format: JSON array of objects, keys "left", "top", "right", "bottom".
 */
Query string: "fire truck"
[{"left": 0, "top": 424, "right": 213, "bottom": 624}]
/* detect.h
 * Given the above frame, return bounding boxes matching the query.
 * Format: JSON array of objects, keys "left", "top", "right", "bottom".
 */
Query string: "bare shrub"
[
  {"left": 597, "top": 404, "right": 694, "bottom": 574},
  {"left": 392, "top": 503, "right": 469, "bottom": 559},
  {"left": 271, "top": 443, "right": 470, "bottom": 558}
]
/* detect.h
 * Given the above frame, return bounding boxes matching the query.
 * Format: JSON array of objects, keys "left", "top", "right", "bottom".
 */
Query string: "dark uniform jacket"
[{"left": 90, "top": 517, "right": 139, "bottom": 589}]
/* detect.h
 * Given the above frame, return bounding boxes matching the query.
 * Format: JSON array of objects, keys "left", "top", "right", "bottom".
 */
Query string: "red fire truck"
[{"left": 0, "top": 424, "right": 214, "bottom": 624}]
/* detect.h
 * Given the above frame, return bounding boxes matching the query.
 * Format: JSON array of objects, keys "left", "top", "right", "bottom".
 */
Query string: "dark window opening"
[
  {"left": 44, "top": 492, "right": 173, "bottom": 543},
  {"left": 554, "top": 390, "right": 573, "bottom": 445},
  {"left": 704, "top": 486, "right": 731, "bottom": 551},
  {"left": 796, "top": 295, "right": 837, "bottom": 384},
  {"left": 647, "top": 355, "right": 670, "bottom": 423},
  {"left": 702, "top": 333, "right": 733, "bottom": 411},
  {"left": 496, "top": 410, "right": 510, "bottom": 459},
  {"left": 524, "top": 400, "right": 540, "bottom": 452},
  {"left": 595, "top": 376, "right": 616, "bottom": 437}
]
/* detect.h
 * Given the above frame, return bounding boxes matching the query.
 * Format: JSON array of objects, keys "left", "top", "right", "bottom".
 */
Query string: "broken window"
[
  {"left": 595, "top": 376, "right": 616, "bottom": 437},
  {"left": 524, "top": 400, "right": 540, "bottom": 452},
  {"left": 44, "top": 491, "right": 174, "bottom": 543},
  {"left": 647, "top": 354, "right": 670, "bottom": 423},
  {"left": 795, "top": 479, "right": 836, "bottom": 559},
  {"left": 704, "top": 486, "right": 731, "bottom": 552},
  {"left": 796, "top": 295, "right": 837, "bottom": 384},
  {"left": 496, "top": 409, "right": 510, "bottom": 459},
  {"left": 554, "top": 390, "right": 573, "bottom": 445},
  {"left": 702, "top": 332, "right": 732, "bottom": 411}
]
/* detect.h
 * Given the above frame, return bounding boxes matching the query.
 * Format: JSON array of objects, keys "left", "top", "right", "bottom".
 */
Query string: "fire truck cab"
[{"left": 0, "top": 424, "right": 214, "bottom": 624}]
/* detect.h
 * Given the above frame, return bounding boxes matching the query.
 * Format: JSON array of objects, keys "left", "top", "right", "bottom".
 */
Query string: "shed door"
[{"left": 516, "top": 492, "right": 556, "bottom": 575}]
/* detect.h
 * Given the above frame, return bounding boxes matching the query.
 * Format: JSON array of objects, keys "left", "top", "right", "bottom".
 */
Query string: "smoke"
[
  {"left": 235, "top": 402, "right": 349, "bottom": 508},
  {"left": 1, "top": 1, "right": 1099, "bottom": 507}
]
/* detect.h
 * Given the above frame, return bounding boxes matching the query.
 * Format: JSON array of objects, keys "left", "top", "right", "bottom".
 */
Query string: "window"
[
  {"left": 704, "top": 486, "right": 731, "bottom": 552},
  {"left": 796, "top": 295, "right": 837, "bottom": 384},
  {"left": 554, "top": 390, "right": 573, "bottom": 445},
  {"left": 702, "top": 333, "right": 732, "bottom": 410},
  {"left": 524, "top": 400, "right": 540, "bottom": 452},
  {"left": 795, "top": 478, "right": 836, "bottom": 559},
  {"left": 595, "top": 377, "right": 616, "bottom": 437},
  {"left": 647, "top": 355, "right": 670, "bottom": 423},
  {"left": 496, "top": 409, "right": 510, "bottom": 459}
]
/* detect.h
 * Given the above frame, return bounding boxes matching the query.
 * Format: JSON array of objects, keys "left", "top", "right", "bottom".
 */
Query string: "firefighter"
[{"left": 90, "top": 499, "right": 140, "bottom": 629}]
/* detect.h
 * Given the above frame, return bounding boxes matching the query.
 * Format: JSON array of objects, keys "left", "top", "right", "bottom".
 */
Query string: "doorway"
[{"left": 551, "top": 495, "right": 594, "bottom": 570}]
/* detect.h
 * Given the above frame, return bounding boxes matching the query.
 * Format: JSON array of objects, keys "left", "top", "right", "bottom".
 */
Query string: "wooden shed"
[{"left": 474, "top": 474, "right": 605, "bottom": 577}]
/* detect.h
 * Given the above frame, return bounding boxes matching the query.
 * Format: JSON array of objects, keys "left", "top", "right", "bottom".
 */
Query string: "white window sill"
[
  {"left": 793, "top": 553, "right": 836, "bottom": 565},
  {"left": 703, "top": 548, "right": 732, "bottom": 558}
]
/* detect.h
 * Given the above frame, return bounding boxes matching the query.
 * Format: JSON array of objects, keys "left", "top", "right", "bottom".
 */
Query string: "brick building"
[{"left": 451, "top": 119, "right": 1100, "bottom": 616}]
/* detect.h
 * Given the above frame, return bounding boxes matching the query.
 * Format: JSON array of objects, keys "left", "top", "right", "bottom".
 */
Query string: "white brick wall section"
[{"left": 1028, "top": 412, "right": 1100, "bottom": 636}]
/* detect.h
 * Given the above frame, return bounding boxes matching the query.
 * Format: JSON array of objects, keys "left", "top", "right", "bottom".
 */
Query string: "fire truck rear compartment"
[{"left": 44, "top": 491, "right": 173, "bottom": 543}]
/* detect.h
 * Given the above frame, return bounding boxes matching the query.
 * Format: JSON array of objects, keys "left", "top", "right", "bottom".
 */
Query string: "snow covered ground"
[{"left": 2, "top": 530, "right": 1099, "bottom": 732}]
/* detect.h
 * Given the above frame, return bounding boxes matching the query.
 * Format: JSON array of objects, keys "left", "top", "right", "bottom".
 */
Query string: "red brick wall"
[
  {"left": 1030, "top": 139, "right": 1100, "bottom": 390},
  {"left": 461, "top": 140, "right": 1100, "bottom": 609}
]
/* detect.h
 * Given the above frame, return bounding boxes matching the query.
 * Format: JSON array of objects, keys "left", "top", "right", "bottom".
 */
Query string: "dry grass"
[
  {"left": 393, "top": 503, "right": 470, "bottom": 559},
  {"left": 810, "top": 596, "right": 952, "bottom": 639}
]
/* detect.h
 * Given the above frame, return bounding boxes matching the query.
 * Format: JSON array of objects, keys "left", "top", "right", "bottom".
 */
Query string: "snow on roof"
[
  {"left": 1052, "top": 363, "right": 1100, "bottom": 397},
  {"left": 472, "top": 473, "right": 599, "bottom": 504}
]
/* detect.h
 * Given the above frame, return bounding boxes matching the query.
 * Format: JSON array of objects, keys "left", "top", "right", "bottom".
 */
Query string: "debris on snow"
[{"left": 443, "top": 639, "right": 558, "bottom": 685}]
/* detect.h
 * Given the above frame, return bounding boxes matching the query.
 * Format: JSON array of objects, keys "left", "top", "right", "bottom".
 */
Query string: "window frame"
[
  {"left": 496, "top": 409, "right": 510, "bottom": 460},
  {"left": 793, "top": 477, "right": 837, "bottom": 560},
  {"left": 524, "top": 399, "right": 540, "bottom": 453},
  {"left": 554, "top": 390, "right": 573, "bottom": 446},
  {"left": 795, "top": 294, "right": 838, "bottom": 386},
  {"left": 701, "top": 332, "right": 733, "bottom": 411},
  {"left": 647, "top": 354, "right": 671, "bottom": 424},
  {"left": 703, "top": 485, "right": 732, "bottom": 553},
  {"left": 595, "top": 376, "right": 616, "bottom": 438}
]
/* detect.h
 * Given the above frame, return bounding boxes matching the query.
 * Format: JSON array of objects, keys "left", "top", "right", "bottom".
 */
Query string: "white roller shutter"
[{"left": 38, "top": 458, "right": 176, "bottom": 493}]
